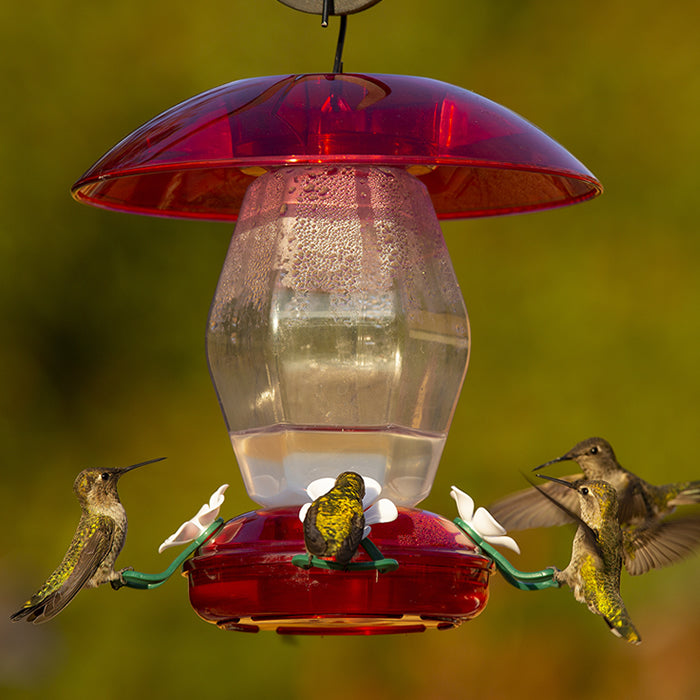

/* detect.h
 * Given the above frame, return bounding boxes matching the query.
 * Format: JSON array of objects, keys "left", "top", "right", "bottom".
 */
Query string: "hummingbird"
[
  {"left": 303, "top": 471, "right": 366, "bottom": 567},
  {"left": 534, "top": 474, "right": 642, "bottom": 644},
  {"left": 489, "top": 437, "right": 700, "bottom": 536},
  {"left": 11, "top": 457, "right": 165, "bottom": 624}
]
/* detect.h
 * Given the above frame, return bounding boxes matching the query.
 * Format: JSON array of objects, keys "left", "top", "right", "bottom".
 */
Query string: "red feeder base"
[{"left": 183, "top": 506, "right": 493, "bottom": 635}]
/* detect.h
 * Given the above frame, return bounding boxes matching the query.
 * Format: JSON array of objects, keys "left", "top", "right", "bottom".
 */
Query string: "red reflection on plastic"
[
  {"left": 183, "top": 507, "right": 493, "bottom": 635},
  {"left": 72, "top": 74, "right": 601, "bottom": 220}
]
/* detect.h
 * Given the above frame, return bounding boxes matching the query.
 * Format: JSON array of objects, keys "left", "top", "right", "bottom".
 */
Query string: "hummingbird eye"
[
  {"left": 100, "top": 472, "right": 110, "bottom": 481},
  {"left": 580, "top": 487, "right": 589, "bottom": 495}
]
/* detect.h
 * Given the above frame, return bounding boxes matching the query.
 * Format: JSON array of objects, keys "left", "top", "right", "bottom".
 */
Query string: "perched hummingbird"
[
  {"left": 535, "top": 474, "right": 642, "bottom": 644},
  {"left": 303, "top": 471, "right": 366, "bottom": 567},
  {"left": 489, "top": 437, "right": 700, "bottom": 535},
  {"left": 11, "top": 457, "right": 165, "bottom": 624}
]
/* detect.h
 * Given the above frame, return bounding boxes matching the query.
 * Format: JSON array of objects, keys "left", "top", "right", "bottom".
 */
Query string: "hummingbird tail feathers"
[{"left": 605, "top": 609, "right": 642, "bottom": 645}]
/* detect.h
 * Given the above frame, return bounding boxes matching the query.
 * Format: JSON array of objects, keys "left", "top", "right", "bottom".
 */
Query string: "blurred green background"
[{"left": 1, "top": 0, "right": 699, "bottom": 698}]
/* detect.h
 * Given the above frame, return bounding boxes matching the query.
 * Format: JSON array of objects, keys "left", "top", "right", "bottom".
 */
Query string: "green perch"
[
  {"left": 292, "top": 536, "right": 399, "bottom": 573},
  {"left": 454, "top": 517, "right": 560, "bottom": 591},
  {"left": 119, "top": 518, "right": 225, "bottom": 590}
]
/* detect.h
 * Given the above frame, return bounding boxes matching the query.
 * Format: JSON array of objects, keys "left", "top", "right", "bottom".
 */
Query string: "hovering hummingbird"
[
  {"left": 11, "top": 457, "right": 165, "bottom": 624},
  {"left": 535, "top": 474, "right": 642, "bottom": 644},
  {"left": 303, "top": 471, "right": 366, "bottom": 567},
  {"left": 489, "top": 437, "right": 700, "bottom": 535}
]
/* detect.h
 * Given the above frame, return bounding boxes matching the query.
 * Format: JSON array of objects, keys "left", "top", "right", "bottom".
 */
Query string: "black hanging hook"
[
  {"left": 332, "top": 14, "right": 348, "bottom": 73},
  {"left": 279, "top": 0, "right": 383, "bottom": 73},
  {"left": 320, "top": 1, "right": 347, "bottom": 73}
]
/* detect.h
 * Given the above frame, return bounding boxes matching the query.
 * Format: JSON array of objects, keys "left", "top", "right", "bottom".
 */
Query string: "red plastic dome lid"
[{"left": 72, "top": 73, "right": 601, "bottom": 221}]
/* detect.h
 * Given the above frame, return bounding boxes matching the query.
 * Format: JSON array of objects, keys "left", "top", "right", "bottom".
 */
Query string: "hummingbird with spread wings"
[
  {"left": 11, "top": 457, "right": 165, "bottom": 624},
  {"left": 488, "top": 437, "right": 700, "bottom": 573},
  {"left": 533, "top": 474, "right": 641, "bottom": 644}
]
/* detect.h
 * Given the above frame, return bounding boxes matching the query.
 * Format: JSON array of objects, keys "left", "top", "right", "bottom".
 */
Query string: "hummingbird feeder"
[{"left": 71, "top": 0, "right": 601, "bottom": 634}]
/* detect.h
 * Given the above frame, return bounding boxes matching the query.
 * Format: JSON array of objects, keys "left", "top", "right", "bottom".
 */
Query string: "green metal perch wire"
[
  {"left": 117, "top": 514, "right": 554, "bottom": 589},
  {"left": 119, "top": 518, "right": 225, "bottom": 590},
  {"left": 453, "top": 517, "right": 560, "bottom": 591},
  {"left": 292, "top": 536, "right": 399, "bottom": 573}
]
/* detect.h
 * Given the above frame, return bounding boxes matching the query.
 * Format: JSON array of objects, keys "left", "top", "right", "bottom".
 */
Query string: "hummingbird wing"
[
  {"left": 302, "top": 500, "right": 327, "bottom": 557},
  {"left": 11, "top": 517, "right": 115, "bottom": 624},
  {"left": 488, "top": 475, "right": 583, "bottom": 531},
  {"left": 616, "top": 480, "right": 658, "bottom": 524},
  {"left": 622, "top": 513, "right": 700, "bottom": 576}
]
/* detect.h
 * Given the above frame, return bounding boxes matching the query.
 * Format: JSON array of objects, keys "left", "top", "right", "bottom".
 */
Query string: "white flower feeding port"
[
  {"left": 159, "top": 485, "right": 229, "bottom": 553},
  {"left": 72, "top": 0, "right": 601, "bottom": 633},
  {"left": 450, "top": 487, "right": 520, "bottom": 555}
]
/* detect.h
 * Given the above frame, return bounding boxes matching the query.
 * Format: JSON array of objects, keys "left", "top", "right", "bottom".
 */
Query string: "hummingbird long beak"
[
  {"left": 536, "top": 473, "right": 578, "bottom": 490},
  {"left": 114, "top": 456, "right": 166, "bottom": 475},
  {"left": 532, "top": 454, "right": 571, "bottom": 472}
]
